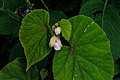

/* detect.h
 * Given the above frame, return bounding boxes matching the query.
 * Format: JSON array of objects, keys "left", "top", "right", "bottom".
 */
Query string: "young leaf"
[
  {"left": 40, "top": 68, "right": 48, "bottom": 80},
  {"left": 19, "top": 9, "right": 51, "bottom": 70},
  {"left": 0, "top": 58, "right": 38, "bottom": 80},
  {"left": 60, "top": 19, "right": 72, "bottom": 41},
  {"left": 53, "top": 15, "right": 114, "bottom": 80}
]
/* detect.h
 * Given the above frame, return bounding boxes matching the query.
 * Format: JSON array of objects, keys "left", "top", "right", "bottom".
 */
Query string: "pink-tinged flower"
[
  {"left": 49, "top": 36, "right": 62, "bottom": 50},
  {"left": 54, "top": 27, "right": 61, "bottom": 35}
]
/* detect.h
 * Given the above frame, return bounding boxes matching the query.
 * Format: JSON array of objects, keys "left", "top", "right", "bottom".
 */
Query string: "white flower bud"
[
  {"left": 54, "top": 42, "right": 61, "bottom": 50},
  {"left": 54, "top": 27, "right": 61, "bottom": 35},
  {"left": 49, "top": 36, "right": 62, "bottom": 50}
]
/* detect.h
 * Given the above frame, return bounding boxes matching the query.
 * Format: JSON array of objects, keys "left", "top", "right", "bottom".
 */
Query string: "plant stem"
[
  {"left": 102, "top": 0, "right": 108, "bottom": 29},
  {"left": 26, "top": 0, "right": 31, "bottom": 5},
  {"left": 41, "top": 0, "right": 49, "bottom": 11}
]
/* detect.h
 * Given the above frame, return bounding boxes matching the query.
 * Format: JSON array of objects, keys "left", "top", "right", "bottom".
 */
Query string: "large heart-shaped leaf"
[
  {"left": 94, "top": 5, "right": 120, "bottom": 60},
  {"left": 0, "top": 58, "right": 38, "bottom": 80},
  {"left": 53, "top": 15, "right": 114, "bottom": 80},
  {"left": 19, "top": 9, "right": 51, "bottom": 70},
  {"left": 80, "top": 0, "right": 120, "bottom": 60}
]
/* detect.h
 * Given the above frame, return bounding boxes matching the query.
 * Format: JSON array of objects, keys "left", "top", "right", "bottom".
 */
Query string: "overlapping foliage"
[{"left": 0, "top": 0, "right": 120, "bottom": 80}]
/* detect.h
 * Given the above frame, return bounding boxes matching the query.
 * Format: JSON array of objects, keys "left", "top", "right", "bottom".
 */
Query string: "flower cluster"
[{"left": 49, "top": 23, "right": 62, "bottom": 50}]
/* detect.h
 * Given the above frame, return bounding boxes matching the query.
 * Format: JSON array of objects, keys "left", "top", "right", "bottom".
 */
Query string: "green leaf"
[
  {"left": 53, "top": 15, "right": 114, "bottom": 80},
  {"left": 80, "top": 0, "right": 120, "bottom": 59},
  {"left": 3, "top": 0, "right": 27, "bottom": 11},
  {"left": 19, "top": 9, "right": 51, "bottom": 70},
  {"left": 0, "top": 0, "right": 3, "bottom": 9},
  {"left": 0, "top": 58, "right": 38, "bottom": 80},
  {"left": 40, "top": 68, "right": 48, "bottom": 80},
  {"left": 81, "top": 0, "right": 91, "bottom": 5},
  {"left": 114, "top": 78, "right": 120, "bottom": 80},
  {"left": 56, "top": 0, "right": 81, "bottom": 11},
  {"left": 26, "top": 64, "right": 38, "bottom": 80},
  {"left": 50, "top": 10, "right": 68, "bottom": 26},
  {"left": 9, "top": 43, "right": 24, "bottom": 62},
  {"left": 80, "top": 0, "right": 104, "bottom": 18},
  {"left": 60, "top": 19, "right": 72, "bottom": 41},
  {"left": 0, "top": 10, "right": 19, "bottom": 35},
  {"left": 111, "top": 0, "right": 120, "bottom": 11},
  {"left": 94, "top": 5, "right": 120, "bottom": 60},
  {"left": 114, "top": 63, "right": 120, "bottom": 75}
]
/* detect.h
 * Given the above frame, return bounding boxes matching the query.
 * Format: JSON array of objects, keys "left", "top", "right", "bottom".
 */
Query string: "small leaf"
[
  {"left": 19, "top": 9, "right": 51, "bottom": 70},
  {"left": 53, "top": 15, "right": 114, "bottom": 80},
  {"left": 40, "top": 68, "right": 48, "bottom": 80},
  {"left": 0, "top": 58, "right": 38, "bottom": 80},
  {"left": 60, "top": 19, "right": 72, "bottom": 41}
]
